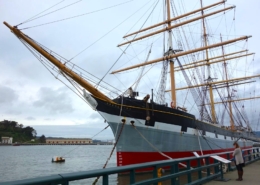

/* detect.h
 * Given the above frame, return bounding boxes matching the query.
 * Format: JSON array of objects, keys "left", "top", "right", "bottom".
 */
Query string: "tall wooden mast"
[
  {"left": 221, "top": 34, "right": 235, "bottom": 130},
  {"left": 200, "top": 0, "right": 217, "bottom": 123},
  {"left": 166, "top": 0, "right": 177, "bottom": 107},
  {"left": 112, "top": 36, "right": 249, "bottom": 74}
]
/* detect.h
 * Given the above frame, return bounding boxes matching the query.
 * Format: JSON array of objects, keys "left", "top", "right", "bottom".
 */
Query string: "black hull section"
[{"left": 94, "top": 96, "right": 260, "bottom": 142}]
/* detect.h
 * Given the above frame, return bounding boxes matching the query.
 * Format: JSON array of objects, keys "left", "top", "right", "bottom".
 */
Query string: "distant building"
[
  {"left": 92, "top": 139, "right": 101, "bottom": 144},
  {"left": 1, "top": 137, "right": 13, "bottom": 144},
  {"left": 46, "top": 138, "right": 92, "bottom": 144},
  {"left": 93, "top": 139, "right": 113, "bottom": 145}
]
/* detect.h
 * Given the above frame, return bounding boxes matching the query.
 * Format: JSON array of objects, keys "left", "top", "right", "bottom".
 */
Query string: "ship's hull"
[
  {"left": 88, "top": 96, "right": 257, "bottom": 167},
  {"left": 99, "top": 112, "right": 253, "bottom": 166}
]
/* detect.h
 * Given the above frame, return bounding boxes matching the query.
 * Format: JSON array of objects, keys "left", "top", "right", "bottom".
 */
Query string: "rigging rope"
[
  {"left": 20, "top": 32, "right": 124, "bottom": 97},
  {"left": 16, "top": 0, "right": 65, "bottom": 26},
  {"left": 20, "top": 0, "right": 133, "bottom": 30},
  {"left": 133, "top": 44, "right": 153, "bottom": 91},
  {"left": 118, "top": 103, "right": 173, "bottom": 160},
  {"left": 170, "top": 2, "right": 213, "bottom": 122},
  {"left": 131, "top": 124, "right": 172, "bottom": 160},
  {"left": 92, "top": 89, "right": 127, "bottom": 184},
  {"left": 18, "top": 0, "right": 82, "bottom": 26},
  {"left": 257, "top": 113, "right": 260, "bottom": 131},
  {"left": 96, "top": 0, "right": 159, "bottom": 87},
  {"left": 60, "top": 125, "right": 110, "bottom": 158},
  {"left": 98, "top": 1, "right": 159, "bottom": 85},
  {"left": 19, "top": 37, "right": 91, "bottom": 104},
  {"left": 91, "top": 125, "right": 110, "bottom": 139},
  {"left": 173, "top": 49, "right": 212, "bottom": 122},
  {"left": 198, "top": 129, "right": 226, "bottom": 150},
  {"left": 92, "top": 121, "right": 126, "bottom": 185},
  {"left": 17, "top": 36, "right": 122, "bottom": 109}
]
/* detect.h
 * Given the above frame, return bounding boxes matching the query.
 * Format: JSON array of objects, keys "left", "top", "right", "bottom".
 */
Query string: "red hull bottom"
[{"left": 117, "top": 147, "right": 252, "bottom": 167}]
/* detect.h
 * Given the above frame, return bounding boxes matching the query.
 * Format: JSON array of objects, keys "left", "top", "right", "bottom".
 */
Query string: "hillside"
[{"left": 0, "top": 120, "right": 37, "bottom": 143}]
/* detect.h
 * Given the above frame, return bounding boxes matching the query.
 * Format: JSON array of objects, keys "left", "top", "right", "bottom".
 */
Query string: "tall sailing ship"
[{"left": 4, "top": 0, "right": 260, "bottom": 167}]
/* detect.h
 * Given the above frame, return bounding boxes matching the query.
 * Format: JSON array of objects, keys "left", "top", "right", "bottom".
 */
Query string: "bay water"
[{"left": 0, "top": 145, "right": 117, "bottom": 184}]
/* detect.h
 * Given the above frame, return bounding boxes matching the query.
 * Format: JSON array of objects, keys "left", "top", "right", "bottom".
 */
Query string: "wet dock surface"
[{"left": 205, "top": 160, "right": 260, "bottom": 185}]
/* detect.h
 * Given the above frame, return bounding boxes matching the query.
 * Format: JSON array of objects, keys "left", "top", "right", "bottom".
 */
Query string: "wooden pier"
[{"left": 205, "top": 160, "right": 260, "bottom": 185}]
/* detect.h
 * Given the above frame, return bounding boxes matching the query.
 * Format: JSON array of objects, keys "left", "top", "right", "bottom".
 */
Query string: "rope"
[
  {"left": 20, "top": 0, "right": 133, "bottom": 30},
  {"left": 130, "top": 119, "right": 193, "bottom": 169},
  {"left": 131, "top": 124, "right": 172, "bottom": 160},
  {"left": 18, "top": 0, "right": 82, "bottom": 26},
  {"left": 197, "top": 129, "right": 204, "bottom": 156},
  {"left": 92, "top": 88, "right": 127, "bottom": 185},
  {"left": 18, "top": 32, "right": 123, "bottom": 98},
  {"left": 60, "top": 125, "right": 110, "bottom": 158},
  {"left": 199, "top": 129, "right": 225, "bottom": 150},
  {"left": 197, "top": 129, "right": 207, "bottom": 165},
  {"left": 16, "top": 40, "right": 116, "bottom": 159},
  {"left": 16, "top": 0, "right": 66, "bottom": 26},
  {"left": 23, "top": 44, "right": 89, "bottom": 105},
  {"left": 91, "top": 125, "right": 110, "bottom": 139},
  {"left": 96, "top": 0, "right": 159, "bottom": 87},
  {"left": 92, "top": 121, "right": 126, "bottom": 185}
]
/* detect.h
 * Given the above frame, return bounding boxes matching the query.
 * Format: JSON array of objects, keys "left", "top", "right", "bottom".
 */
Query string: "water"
[
  {"left": 0, "top": 145, "right": 178, "bottom": 185},
  {"left": 0, "top": 145, "right": 117, "bottom": 184},
  {"left": 1, "top": 145, "right": 235, "bottom": 184}
]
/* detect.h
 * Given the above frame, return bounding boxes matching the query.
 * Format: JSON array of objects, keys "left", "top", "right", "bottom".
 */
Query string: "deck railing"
[{"left": 0, "top": 147, "right": 259, "bottom": 185}]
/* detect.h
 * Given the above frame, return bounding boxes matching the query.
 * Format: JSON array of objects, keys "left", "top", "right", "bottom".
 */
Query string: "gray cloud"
[
  {"left": 26, "top": 116, "right": 36, "bottom": 120},
  {"left": 33, "top": 87, "right": 74, "bottom": 114},
  {"left": 0, "top": 85, "right": 19, "bottom": 104},
  {"left": 5, "top": 110, "right": 22, "bottom": 115}
]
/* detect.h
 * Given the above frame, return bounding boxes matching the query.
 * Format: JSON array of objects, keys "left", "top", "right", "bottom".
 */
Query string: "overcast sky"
[{"left": 1, "top": 0, "right": 260, "bottom": 139}]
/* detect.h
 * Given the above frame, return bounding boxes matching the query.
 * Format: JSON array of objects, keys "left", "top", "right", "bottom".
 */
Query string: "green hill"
[{"left": 0, "top": 120, "right": 37, "bottom": 143}]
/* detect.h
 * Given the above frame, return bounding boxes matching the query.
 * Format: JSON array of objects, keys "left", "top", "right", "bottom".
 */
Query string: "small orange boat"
[{"left": 52, "top": 156, "right": 65, "bottom": 163}]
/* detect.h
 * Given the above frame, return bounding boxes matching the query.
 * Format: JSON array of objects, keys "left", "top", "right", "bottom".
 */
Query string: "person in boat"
[{"left": 232, "top": 142, "right": 244, "bottom": 181}]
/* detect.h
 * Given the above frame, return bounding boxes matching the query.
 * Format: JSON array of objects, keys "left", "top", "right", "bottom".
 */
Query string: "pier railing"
[{"left": 0, "top": 147, "right": 259, "bottom": 185}]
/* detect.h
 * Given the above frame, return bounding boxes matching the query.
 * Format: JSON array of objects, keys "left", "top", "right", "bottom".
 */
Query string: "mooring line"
[
  {"left": 132, "top": 124, "right": 172, "bottom": 160},
  {"left": 92, "top": 121, "right": 126, "bottom": 185}
]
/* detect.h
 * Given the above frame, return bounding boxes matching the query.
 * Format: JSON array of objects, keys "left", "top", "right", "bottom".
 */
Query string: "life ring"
[{"left": 171, "top": 102, "right": 175, "bottom": 108}]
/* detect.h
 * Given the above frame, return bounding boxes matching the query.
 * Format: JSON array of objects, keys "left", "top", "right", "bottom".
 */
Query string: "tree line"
[{"left": 0, "top": 120, "right": 46, "bottom": 143}]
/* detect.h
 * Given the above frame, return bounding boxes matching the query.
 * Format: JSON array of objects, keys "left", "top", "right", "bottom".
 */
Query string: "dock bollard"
[{"left": 157, "top": 168, "right": 165, "bottom": 185}]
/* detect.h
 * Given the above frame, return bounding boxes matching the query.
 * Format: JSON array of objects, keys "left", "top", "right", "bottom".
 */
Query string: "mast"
[
  {"left": 3, "top": 22, "right": 113, "bottom": 103},
  {"left": 123, "top": 0, "right": 226, "bottom": 38},
  {"left": 118, "top": 6, "right": 234, "bottom": 47},
  {"left": 202, "top": 96, "right": 260, "bottom": 105},
  {"left": 175, "top": 50, "right": 255, "bottom": 71},
  {"left": 175, "top": 51, "right": 254, "bottom": 71},
  {"left": 112, "top": 36, "right": 250, "bottom": 74},
  {"left": 200, "top": 0, "right": 217, "bottom": 123},
  {"left": 173, "top": 74, "right": 260, "bottom": 91},
  {"left": 221, "top": 34, "right": 235, "bottom": 130},
  {"left": 166, "top": 0, "right": 176, "bottom": 107}
]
